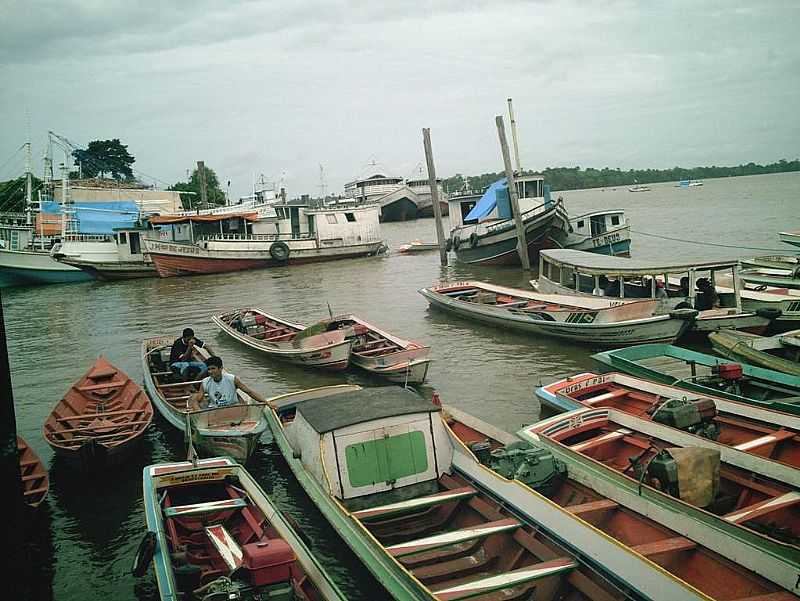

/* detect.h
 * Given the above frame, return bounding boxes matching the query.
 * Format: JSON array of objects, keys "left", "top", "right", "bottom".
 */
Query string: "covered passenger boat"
[
  {"left": 592, "top": 343, "right": 800, "bottom": 415},
  {"left": 419, "top": 281, "right": 693, "bottom": 346},
  {"left": 212, "top": 308, "right": 354, "bottom": 371},
  {"left": 141, "top": 337, "right": 268, "bottom": 462},
  {"left": 264, "top": 384, "right": 745, "bottom": 601},
  {"left": 533, "top": 249, "right": 776, "bottom": 334},
  {"left": 135, "top": 456, "right": 347, "bottom": 601},
  {"left": 43, "top": 357, "right": 153, "bottom": 469},
  {"left": 536, "top": 371, "right": 800, "bottom": 475},
  {"left": 710, "top": 328, "right": 800, "bottom": 376},
  {"left": 563, "top": 209, "right": 631, "bottom": 256},
  {"left": 445, "top": 406, "right": 797, "bottom": 599},
  {"left": 18, "top": 436, "right": 48, "bottom": 509},
  {"left": 524, "top": 406, "right": 800, "bottom": 592}
]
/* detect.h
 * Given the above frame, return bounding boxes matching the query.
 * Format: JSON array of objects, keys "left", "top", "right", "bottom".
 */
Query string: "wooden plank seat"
[
  {"left": 159, "top": 380, "right": 204, "bottom": 389},
  {"left": 733, "top": 430, "right": 795, "bottom": 452},
  {"left": 55, "top": 408, "right": 145, "bottom": 421},
  {"left": 352, "top": 486, "right": 477, "bottom": 521},
  {"left": 579, "top": 389, "right": 630, "bottom": 405},
  {"left": 387, "top": 518, "right": 521, "bottom": 558},
  {"left": 724, "top": 491, "right": 800, "bottom": 524},
  {"left": 205, "top": 524, "right": 244, "bottom": 572},
  {"left": 444, "top": 289, "right": 479, "bottom": 296},
  {"left": 630, "top": 536, "right": 696, "bottom": 558},
  {"left": 359, "top": 346, "right": 400, "bottom": 356},
  {"left": 495, "top": 300, "right": 530, "bottom": 308},
  {"left": 23, "top": 485, "right": 48, "bottom": 497},
  {"left": 432, "top": 557, "right": 578, "bottom": 601},
  {"left": 48, "top": 419, "right": 150, "bottom": 436},
  {"left": 262, "top": 332, "right": 296, "bottom": 342},
  {"left": 569, "top": 429, "right": 633, "bottom": 453},
  {"left": 76, "top": 380, "right": 127, "bottom": 393},
  {"left": 163, "top": 497, "right": 248, "bottom": 519},
  {"left": 565, "top": 499, "right": 619, "bottom": 519}
]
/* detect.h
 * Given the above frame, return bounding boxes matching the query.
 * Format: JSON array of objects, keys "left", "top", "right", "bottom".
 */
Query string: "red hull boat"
[{"left": 18, "top": 436, "right": 48, "bottom": 509}]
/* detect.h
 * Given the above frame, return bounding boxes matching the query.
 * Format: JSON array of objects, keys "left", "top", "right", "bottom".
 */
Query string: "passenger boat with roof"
[
  {"left": 536, "top": 371, "right": 800, "bottom": 473},
  {"left": 591, "top": 343, "right": 800, "bottom": 415},
  {"left": 212, "top": 308, "right": 354, "bottom": 371},
  {"left": 43, "top": 357, "right": 153, "bottom": 468},
  {"left": 265, "top": 384, "right": 738, "bottom": 601},
  {"left": 446, "top": 176, "right": 570, "bottom": 266},
  {"left": 18, "top": 436, "right": 48, "bottom": 509},
  {"left": 563, "top": 210, "right": 631, "bottom": 256},
  {"left": 345, "top": 165, "right": 420, "bottom": 222},
  {"left": 709, "top": 328, "right": 800, "bottom": 376},
  {"left": 141, "top": 337, "right": 268, "bottom": 462},
  {"left": 135, "top": 456, "right": 347, "bottom": 601},
  {"left": 419, "top": 281, "right": 694, "bottom": 345},
  {"left": 444, "top": 406, "right": 797, "bottom": 598},
  {"left": 406, "top": 169, "right": 448, "bottom": 218},
  {"left": 524, "top": 406, "right": 800, "bottom": 590},
  {"left": 532, "top": 249, "right": 775, "bottom": 334}
]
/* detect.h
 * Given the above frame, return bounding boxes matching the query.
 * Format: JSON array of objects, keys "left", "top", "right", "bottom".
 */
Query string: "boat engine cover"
[
  {"left": 489, "top": 443, "right": 566, "bottom": 492},
  {"left": 649, "top": 398, "right": 716, "bottom": 431},
  {"left": 242, "top": 539, "right": 296, "bottom": 587},
  {"left": 647, "top": 447, "right": 720, "bottom": 507}
]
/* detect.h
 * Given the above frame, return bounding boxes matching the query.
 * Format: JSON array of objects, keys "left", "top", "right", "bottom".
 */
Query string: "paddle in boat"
[
  {"left": 444, "top": 405, "right": 797, "bottom": 598},
  {"left": 709, "top": 328, "right": 800, "bottom": 376},
  {"left": 18, "top": 436, "right": 48, "bottom": 509},
  {"left": 536, "top": 371, "right": 800, "bottom": 474},
  {"left": 419, "top": 280, "right": 694, "bottom": 346},
  {"left": 212, "top": 308, "right": 354, "bottom": 371},
  {"left": 141, "top": 337, "right": 268, "bottom": 462},
  {"left": 532, "top": 249, "right": 777, "bottom": 334},
  {"left": 43, "top": 357, "right": 153, "bottom": 469},
  {"left": 265, "top": 384, "right": 682, "bottom": 601},
  {"left": 523, "top": 406, "right": 800, "bottom": 592},
  {"left": 133, "top": 456, "right": 347, "bottom": 601},
  {"left": 591, "top": 343, "right": 800, "bottom": 416}
]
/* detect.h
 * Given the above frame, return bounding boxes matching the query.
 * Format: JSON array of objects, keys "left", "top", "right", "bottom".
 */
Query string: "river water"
[{"left": 5, "top": 171, "right": 799, "bottom": 600}]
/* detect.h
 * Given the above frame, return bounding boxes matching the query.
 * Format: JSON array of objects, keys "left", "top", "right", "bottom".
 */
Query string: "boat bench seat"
[
  {"left": 77, "top": 380, "right": 127, "bottom": 392},
  {"left": 163, "top": 497, "right": 248, "bottom": 519},
  {"left": 431, "top": 557, "right": 578, "bottom": 601},
  {"left": 733, "top": 430, "right": 795, "bottom": 452},
  {"left": 631, "top": 536, "right": 696, "bottom": 558},
  {"left": 352, "top": 486, "right": 477, "bottom": 521},
  {"left": 580, "top": 389, "right": 630, "bottom": 405},
  {"left": 496, "top": 300, "right": 529, "bottom": 308},
  {"left": 387, "top": 518, "right": 520, "bottom": 557},
  {"left": 569, "top": 428, "right": 632, "bottom": 453},
  {"left": 205, "top": 524, "right": 243, "bottom": 572}
]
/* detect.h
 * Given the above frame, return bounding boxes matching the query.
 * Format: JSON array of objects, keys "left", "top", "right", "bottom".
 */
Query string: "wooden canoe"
[
  {"left": 709, "top": 328, "right": 800, "bottom": 376},
  {"left": 18, "top": 436, "right": 48, "bottom": 509},
  {"left": 139, "top": 457, "right": 347, "bottom": 601},
  {"left": 445, "top": 406, "right": 796, "bottom": 598},
  {"left": 212, "top": 308, "right": 354, "bottom": 371},
  {"left": 536, "top": 371, "right": 800, "bottom": 476},
  {"left": 43, "top": 357, "right": 153, "bottom": 468},
  {"left": 141, "top": 336, "right": 268, "bottom": 462}
]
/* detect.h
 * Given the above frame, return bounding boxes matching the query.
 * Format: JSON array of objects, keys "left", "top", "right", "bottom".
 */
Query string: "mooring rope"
[{"left": 630, "top": 229, "right": 792, "bottom": 253}]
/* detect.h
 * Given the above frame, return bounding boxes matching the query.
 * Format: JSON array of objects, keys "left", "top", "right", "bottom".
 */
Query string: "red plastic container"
[
  {"left": 242, "top": 539, "right": 296, "bottom": 586},
  {"left": 713, "top": 363, "right": 743, "bottom": 380}
]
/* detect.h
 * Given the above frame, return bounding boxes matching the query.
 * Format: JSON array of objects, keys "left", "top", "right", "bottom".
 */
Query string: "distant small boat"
[
  {"left": 676, "top": 180, "right": 704, "bottom": 187},
  {"left": 43, "top": 357, "right": 153, "bottom": 468},
  {"left": 709, "top": 328, "right": 800, "bottom": 376},
  {"left": 628, "top": 185, "right": 650, "bottom": 192},
  {"left": 397, "top": 240, "right": 439, "bottom": 253},
  {"left": 18, "top": 436, "right": 48, "bottom": 509}
]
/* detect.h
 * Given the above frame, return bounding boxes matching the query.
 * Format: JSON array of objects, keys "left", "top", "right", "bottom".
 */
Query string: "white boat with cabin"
[
  {"left": 563, "top": 209, "right": 631, "bottom": 256},
  {"left": 344, "top": 165, "right": 419, "bottom": 222}
]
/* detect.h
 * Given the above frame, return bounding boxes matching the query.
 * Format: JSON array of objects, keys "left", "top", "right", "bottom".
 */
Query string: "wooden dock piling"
[
  {"left": 495, "top": 116, "right": 530, "bottom": 271},
  {"left": 422, "top": 128, "right": 448, "bottom": 266}
]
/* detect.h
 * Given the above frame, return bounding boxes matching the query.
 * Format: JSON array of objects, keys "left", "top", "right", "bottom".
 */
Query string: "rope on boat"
[{"left": 630, "top": 229, "right": 791, "bottom": 253}]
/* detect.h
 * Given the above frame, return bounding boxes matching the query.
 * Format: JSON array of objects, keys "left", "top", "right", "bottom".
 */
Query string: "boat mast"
[
  {"left": 24, "top": 142, "right": 32, "bottom": 226},
  {"left": 507, "top": 98, "right": 522, "bottom": 173}
]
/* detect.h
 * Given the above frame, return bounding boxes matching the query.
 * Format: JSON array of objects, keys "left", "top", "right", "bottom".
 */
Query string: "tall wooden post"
[
  {"left": 496, "top": 116, "right": 530, "bottom": 270},
  {"left": 197, "top": 161, "right": 208, "bottom": 209},
  {"left": 507, "top": 98, "right": 522, "bottom": 173},
  {"left": 422, "top": 128, "right": 448, "bottom": 266}
]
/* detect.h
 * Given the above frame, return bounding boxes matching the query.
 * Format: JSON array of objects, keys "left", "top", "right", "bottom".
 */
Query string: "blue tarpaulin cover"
[
  {"left": 464, "top": 178, "right": 507, "bottom": 221},
  {"left": 41, "top": 200, "right": 141, "bottom": 234}
]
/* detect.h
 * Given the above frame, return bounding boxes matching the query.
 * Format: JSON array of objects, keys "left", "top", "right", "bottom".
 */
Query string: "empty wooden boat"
[
  {"left": 444, "top": 406, "right": 797, "bottom": 598},
  {"left": 419, "top": 280, "right": 694, "bottom": 346},
  {"left": 524, "top": 406, "right": 800, "bottom": 590},
  {"left": 740, "top": 264, "right": 800, "bottom": 290},
  {"left": 264, "top": 384, "right": 736, "bottom": 600},
  {"left": 398, "top": 240, "right": 439, "bottom": 253},
  {"left": 18, "top": 436, "right": 48, "bottom": 509},
  {"left": 43, "top": 357, "right": 153, "bottom": 468},
  {"left": 537, "top": 371, "right": 800, "bottom": 477},
  {"left": 141, "top": 336, "right": 268, "bottom": 462},
  {"left": 212, "top": 308, "right": 354, "bottom": 371},
  {"left": 315, "top": 314, "right": 431, "bottom": 384},
  {"left": 135, "top": 456, "right": 346, "bottom": 601},
  {"left": 710, "top": 328, "right": 800, "bottom": 376},
  {"left": 592, "top": 343, "right": 800, "bottom": 415}
]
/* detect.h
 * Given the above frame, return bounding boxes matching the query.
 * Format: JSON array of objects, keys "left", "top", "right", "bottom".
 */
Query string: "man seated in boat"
[
  {"left": 695, "top": 278, "right": 720, "bottom": 310},
  {"left": 170, "top": 328, "right": 212, "bottom": 380},
  {"left": 189, "top": 356, "right": 269, "bottom": 410}
]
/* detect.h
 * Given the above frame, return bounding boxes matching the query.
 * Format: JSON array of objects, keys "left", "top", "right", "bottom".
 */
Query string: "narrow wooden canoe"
[
  {"left": 141, "top": 336, "right": 268, "bottom": 462},
  {"left": 709, "top": 328, "right": 800, "bottom": 376},
  {"left": 43, "top": 357, "right": 153, "bottom": 468},
  {"left": 318, "top": 314, "right": 431, "bottom": 384},
  {"left": 592, "top": 343, "right": 800, "bottom": 415},
  {"left": 523, "top": 406, "right": 800, "bottom": 591},
  {"left": 212, "top": 308, "right": 353, "bottom": 371},
  {"left": 266, "top": 384, "right": 736, "bottom": 600},
  {"left": 419, "top": 280, "right": 694, "bottom": 346},
  {"left": 18, "top": 436, "right": 48, "bottom": 509},
  {"left": 537, "top": 371, "right": 800, "bottom": 476},
  {"left": 139, "top": 456, "right": 347, "bottom": 601},
  {"left": 445, "top": 406, "right": 797, "bottom": 598}
]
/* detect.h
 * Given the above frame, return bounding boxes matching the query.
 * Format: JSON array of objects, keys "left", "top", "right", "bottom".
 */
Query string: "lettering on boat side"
[
  {"left": 157, "top": 468, "right": 235, "bottom": 486},
  {"left": 562, "top": 375, "right": 608, "bottom": 395},
  {"left": 148, "top": 241, "right": 201, "bottom": 255},
  {"left": 592, "top": 232, "right": 621, "bottom": 247}
]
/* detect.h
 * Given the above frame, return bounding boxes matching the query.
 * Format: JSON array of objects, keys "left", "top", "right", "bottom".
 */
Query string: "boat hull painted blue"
[{"left": 535, "top": 386, "right": 581, "bottom": 412}]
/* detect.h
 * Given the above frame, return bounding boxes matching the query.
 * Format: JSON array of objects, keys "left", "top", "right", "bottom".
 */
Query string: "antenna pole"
[{"left": 24, "top": 142, "right": 32, "bottom": 226}]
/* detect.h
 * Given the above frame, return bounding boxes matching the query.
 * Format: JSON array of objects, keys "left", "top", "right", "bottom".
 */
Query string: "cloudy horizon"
[{"left": 1, "top": 0, "right": 798, "bottom": 199}]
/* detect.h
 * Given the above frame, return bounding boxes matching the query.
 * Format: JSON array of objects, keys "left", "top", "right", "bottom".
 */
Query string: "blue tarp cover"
[
  {"left": 464, "top": 178, "right": 507, "bottom": 221},
  {"left": 41, "top": 200, "right": 141, "bottom": 234}
]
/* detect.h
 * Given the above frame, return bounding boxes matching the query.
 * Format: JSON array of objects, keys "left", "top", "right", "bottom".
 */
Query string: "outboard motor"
[
  {"left": 488, "top": 441, "right": 566, "bottom": 496},
  {"left": 648, "top": 397, "right": 720, "bottom": 440},
  {"left": 635, "top": 447, "right": 721, "bottom": 508}
]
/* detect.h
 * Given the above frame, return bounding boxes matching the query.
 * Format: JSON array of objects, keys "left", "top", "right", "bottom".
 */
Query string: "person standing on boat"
[
  {"left": 189, "top": 356, "right": 269, "bottom": 409},
  {"left": 170, "top": 328, "right": 212, "bottom": 380},
  {"left": 695, "top": 278, "right": 720, "bottom": 310}
]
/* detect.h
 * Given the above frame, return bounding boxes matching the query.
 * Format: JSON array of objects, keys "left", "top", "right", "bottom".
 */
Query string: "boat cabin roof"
[
  {"left": 541, "top": 249, "right": 739, "bottom": 276},
  {"left": 297, "top": 387, "right": 439, "bottom": 433}
]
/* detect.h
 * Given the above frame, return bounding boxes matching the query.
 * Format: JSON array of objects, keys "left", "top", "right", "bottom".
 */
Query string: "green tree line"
[{"left": 443, "top": 158, "right": 800, "bottom": 193}]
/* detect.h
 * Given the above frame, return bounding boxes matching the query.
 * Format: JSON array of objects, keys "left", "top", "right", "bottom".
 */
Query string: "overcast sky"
[{"left": 1, "top": 0, "right": 798, "bottom": 198}]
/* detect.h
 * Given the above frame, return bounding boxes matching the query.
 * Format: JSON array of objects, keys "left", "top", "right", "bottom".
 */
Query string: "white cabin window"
[
  {"left": 611, "top": 215, "right": 620, "bottom": 226},
  {"left": 345, "top": 212, "right": 356, "bottom": 222},
  {"left": 326, "top": 214, "right": 338, "bottom": 224}
]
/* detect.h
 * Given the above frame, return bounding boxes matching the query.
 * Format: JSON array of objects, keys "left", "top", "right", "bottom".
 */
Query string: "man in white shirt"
[{"left": 189, "top": 356, "right": 270, "bottom": 410}]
